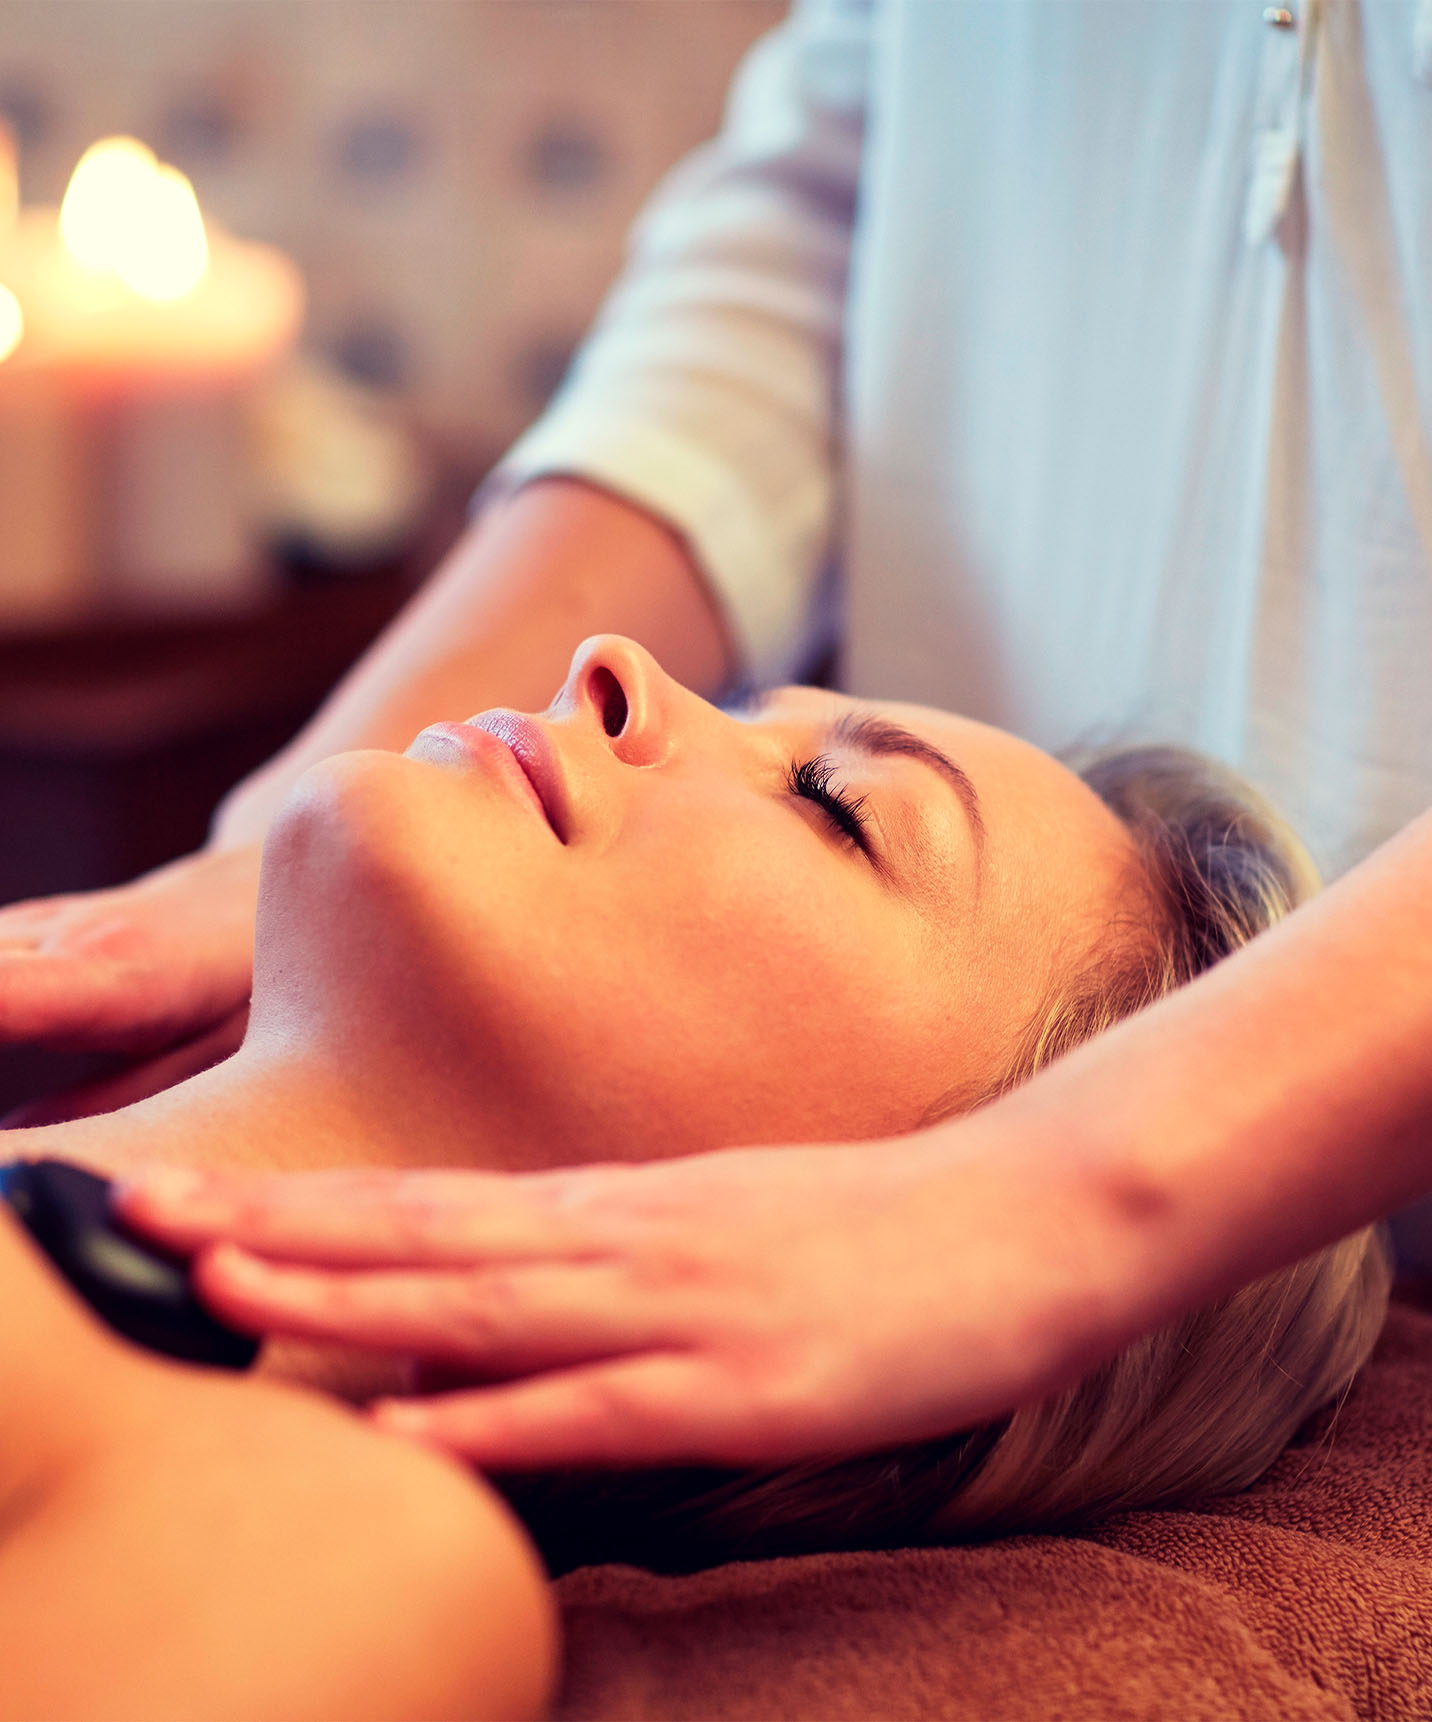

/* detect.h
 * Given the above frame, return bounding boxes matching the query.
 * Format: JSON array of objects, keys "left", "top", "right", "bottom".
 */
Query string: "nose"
[{"left": 557, "top": 634, "right": 687, "bottom": 768}]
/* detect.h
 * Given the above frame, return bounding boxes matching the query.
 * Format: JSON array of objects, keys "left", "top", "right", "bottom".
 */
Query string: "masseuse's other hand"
[
  {"left": 0, "top": 844, "right": 260, "bottom": 1053},
  {"left": 120, "top": 1135, "right": 1128, "bottom": 1469}
]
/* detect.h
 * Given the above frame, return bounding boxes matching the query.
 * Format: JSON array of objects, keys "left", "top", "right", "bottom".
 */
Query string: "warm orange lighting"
[
  {"left": 58, "top": 136, "right": 208, "bottom": 302},
  {"left": 0, "top": 119, "right": 16, "bottom": 232},
  {"left": 0, "top": 284, "right": 22, "bottom": 362}
]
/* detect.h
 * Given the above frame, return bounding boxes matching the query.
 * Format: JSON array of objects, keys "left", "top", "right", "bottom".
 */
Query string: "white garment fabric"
[{"left": 498, "top": 0, "right": 1432, "bottom": 881}]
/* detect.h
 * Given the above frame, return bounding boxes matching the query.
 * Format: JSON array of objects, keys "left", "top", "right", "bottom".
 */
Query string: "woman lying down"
[{"left": 0, "top": 635, "right": 1389, "bottom": 1718}]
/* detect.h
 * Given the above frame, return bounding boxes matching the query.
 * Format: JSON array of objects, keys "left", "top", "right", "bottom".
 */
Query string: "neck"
[
  {"left": 2, "top": 1038, "right": 483, "bottom": 1186},
  {"left": 2, "top": 1036, "right": 507, "bottom": 1403}
]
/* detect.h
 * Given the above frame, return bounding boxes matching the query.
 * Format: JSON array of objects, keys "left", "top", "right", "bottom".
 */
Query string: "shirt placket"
[{"left": 1244, "top": 0, "right": 1322, "bottom": 247}]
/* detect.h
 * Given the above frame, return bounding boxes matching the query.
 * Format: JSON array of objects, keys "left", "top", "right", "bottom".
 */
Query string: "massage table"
[{"left": 553, "top": 1293, "right": 1432, "bottom": 1720}]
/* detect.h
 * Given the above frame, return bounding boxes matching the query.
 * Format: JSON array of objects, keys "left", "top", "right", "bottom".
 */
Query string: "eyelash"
[{"left": 788, "top": 755, "right": 871, "bottom": 853}]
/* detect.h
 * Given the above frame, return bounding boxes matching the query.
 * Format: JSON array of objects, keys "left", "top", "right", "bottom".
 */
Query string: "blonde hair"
[{"left": 512, "top": 748, "right": 1391, "bottom": 1572}]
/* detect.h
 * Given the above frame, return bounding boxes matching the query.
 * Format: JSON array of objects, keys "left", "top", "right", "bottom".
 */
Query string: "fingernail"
[
  {"left": 371, "top": 1400, "right": 431, "bottom": 1437},
  {"left": 116, "top": 1168, "right": 209, "bottom": 1209},
  {"left": 207, "top": 1242, "right": 268, "bottom": 1281}
]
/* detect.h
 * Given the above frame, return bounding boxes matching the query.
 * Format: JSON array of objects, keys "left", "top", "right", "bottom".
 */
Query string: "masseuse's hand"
[
  {"left": 120, "top": 1134, "right": 1129, "bottom": 1469},
  {"left": 0, "top": 844, "right": 260, "bottom": 1053}
]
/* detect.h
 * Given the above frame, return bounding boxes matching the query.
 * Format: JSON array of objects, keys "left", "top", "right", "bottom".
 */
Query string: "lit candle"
[{"left": 0, "top": 136, "right": 304, "bottom": 620}]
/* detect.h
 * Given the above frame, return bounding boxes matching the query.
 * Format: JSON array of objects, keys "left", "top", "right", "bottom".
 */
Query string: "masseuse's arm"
[
  {"left": 125, "top": 806, "right": 1432, "bottom": 1468},
  {"left": 0, "top": 478, "right": 727, "bottom": 1057}
]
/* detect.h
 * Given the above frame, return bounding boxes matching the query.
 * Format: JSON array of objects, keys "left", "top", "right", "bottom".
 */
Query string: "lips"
[
  {"left": 410, "top": 711, "right": 570, "bottom": 840},
  {"left": 466, "top": 709, "right": 570, "bottom": 842}
]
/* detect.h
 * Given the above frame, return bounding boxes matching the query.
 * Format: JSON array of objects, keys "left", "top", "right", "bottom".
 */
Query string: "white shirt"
[{"left": 498, "top": 0, "right": 1432, "bottom": 881}]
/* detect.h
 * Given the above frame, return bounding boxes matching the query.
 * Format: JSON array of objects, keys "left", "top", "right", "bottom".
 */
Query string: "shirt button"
[{"left": 1262, "top": 6, "right": 1296, "bottom": 25}]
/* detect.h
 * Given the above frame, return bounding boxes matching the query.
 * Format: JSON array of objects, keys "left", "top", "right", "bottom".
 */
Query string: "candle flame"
[
  {"left": 58, "top": 136, "right": 209, "bottom": 302},
  {"left": 0, "top": 284, "right": 21, "bottom": 363}
]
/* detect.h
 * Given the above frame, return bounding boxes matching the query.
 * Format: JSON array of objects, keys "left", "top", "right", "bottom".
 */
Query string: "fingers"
[
  {"left": 0, "top": 893, "right": 90, "bottom": 954},
  {"left": 0, "top": 944, "right": 122, "bottom": 1048},
  {"left": 0, "top": 896, "right": 166, "bottom": 1046},
  {"left": 0, "top": 846, "right": 260, "bottom": 1051},
  {"left": 119, "top": 1165, "right": 609, "bottom": 1265},
  {"left": 193, "top": 1243, "right": 675, "bottom": 1370},
  {"left": 0, "top": 937, "right": 215, "bottom": 1052},
  {"left": 368, "top": 1356, "right": 751, "bottom": 1470}
]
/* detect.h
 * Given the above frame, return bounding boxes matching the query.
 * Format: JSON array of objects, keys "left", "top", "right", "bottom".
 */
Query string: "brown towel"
[{"left": 555, "top": 1297, "right": 1432, "bottom": 1721}]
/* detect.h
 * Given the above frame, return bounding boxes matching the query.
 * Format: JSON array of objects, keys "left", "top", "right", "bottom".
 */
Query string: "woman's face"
[{"left": 257, "top": 636, "right": 1139, "bottom": 1166}]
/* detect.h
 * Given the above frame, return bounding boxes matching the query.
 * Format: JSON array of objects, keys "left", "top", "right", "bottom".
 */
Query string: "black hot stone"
[{"left": 1, "top": 1159, "right": 258, "bottom": 1371}]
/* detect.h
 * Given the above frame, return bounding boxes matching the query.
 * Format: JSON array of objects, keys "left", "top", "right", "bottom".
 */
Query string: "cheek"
[{"left": 552, "top": 826, "right": 956, "bottom": 1149}]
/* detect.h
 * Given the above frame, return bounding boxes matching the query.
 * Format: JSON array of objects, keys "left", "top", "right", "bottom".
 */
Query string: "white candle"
[{"left": 0, "top": 136, "right": 305, "bottom": 620}]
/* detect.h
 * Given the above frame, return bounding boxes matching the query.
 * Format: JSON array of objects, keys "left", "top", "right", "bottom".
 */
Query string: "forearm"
[
  {"left": 983, "top": 803, "right": 1432, "bottom": 1344},
  {"left": 213, "top": 476, "right": 731, "bottom": 846}
]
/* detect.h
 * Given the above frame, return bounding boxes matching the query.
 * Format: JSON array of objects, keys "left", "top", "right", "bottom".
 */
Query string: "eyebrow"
[
  {"left": 726, "top": 688, "right": 989, "bottom": 856},
  {"left": 829, "top": 710, "right": 987, "bottom": 849}
]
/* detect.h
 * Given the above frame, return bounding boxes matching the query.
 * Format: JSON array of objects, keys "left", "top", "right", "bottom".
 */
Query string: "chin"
[{"left": 252, "top": 755, "right": 477, "bottom": 1049}]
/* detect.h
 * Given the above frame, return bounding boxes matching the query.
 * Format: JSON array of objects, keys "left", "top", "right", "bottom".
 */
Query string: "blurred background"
[{"left": 0, "top": 0, "right": 782, "bottom": 1110}]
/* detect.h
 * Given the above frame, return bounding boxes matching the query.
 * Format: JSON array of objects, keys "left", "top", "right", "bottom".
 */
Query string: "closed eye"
[{"left": 788, "top": 755, "right": 872, "bottom": 855}]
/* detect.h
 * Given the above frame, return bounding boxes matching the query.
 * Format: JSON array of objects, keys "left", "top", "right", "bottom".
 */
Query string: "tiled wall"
[{"left": 1, "top": 0, "right": 784, "bottom": 465}]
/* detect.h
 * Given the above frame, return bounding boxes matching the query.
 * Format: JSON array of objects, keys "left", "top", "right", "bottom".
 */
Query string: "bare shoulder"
[{"left": 1, "top": 1344, "right": 556, "bottom": 1722}]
